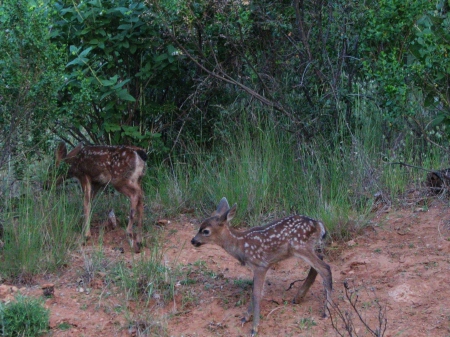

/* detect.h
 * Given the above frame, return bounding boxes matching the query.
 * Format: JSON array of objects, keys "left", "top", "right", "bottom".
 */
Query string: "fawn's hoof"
[
  {"left": 241, "top": 315, "right": 253, "bottom": 327},
  {"left": 293, "top": 295, "right": 305, "bottom": 304},
  {"left": 82, "top": 234, "right": 91, "bottom": 246},
  {"left": 133, "top": 241, "right": 142, "bottom": 254},
  {"left": 127, "top": 233, "right": 142, "bottom": 254}
]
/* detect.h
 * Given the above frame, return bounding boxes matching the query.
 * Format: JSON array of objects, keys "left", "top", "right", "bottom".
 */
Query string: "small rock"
[
  {"left": 347, "top": 240, "right": 357, "bottom": 247},
  {"left": 0, "top": 284, "right": 19, "bottom": 302},
  {"left": 113, "top": 247, "right": 124, "bottom": 253},
  {"left": 42, "top": 283, "right": 55, "bottom": 298},
  {"left": 108, "top": 209, "right": 117, "bottom": 227},
  {"left": 181, "top": 208, "right": 195, "bottom": 214},
  {"left": 157, "top": 219, "right": 170, "bottom": 226}
]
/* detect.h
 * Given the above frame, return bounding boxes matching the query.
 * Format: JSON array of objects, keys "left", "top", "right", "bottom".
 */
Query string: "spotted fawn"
[{"left": 191, "top": 197, "right": 332, "bottom": 336}]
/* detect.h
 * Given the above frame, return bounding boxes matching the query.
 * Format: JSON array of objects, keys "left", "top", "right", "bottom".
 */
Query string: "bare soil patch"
[{"left": 2, "top": 201, "right": 450, "bottom": 336}]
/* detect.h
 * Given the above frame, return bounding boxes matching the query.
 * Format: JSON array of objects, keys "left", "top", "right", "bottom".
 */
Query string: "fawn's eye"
[{"left": 202, "top": 229, "right": 211, "bottom": 236}]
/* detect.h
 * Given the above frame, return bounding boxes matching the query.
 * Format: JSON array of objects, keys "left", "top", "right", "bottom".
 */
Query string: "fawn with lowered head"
[
  {"left": 45, "top": 142, "right": 147, "bottom": 253},
  {"left": 191, "top": 197, "right": 332, "bottom": 336}
]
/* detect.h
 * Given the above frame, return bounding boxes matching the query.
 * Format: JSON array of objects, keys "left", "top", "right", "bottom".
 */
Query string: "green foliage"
[
  {"left": 358, "top": 0, "right": 430, "bottom": 122},
  {"left": 410, "top": 4, "right": 450, "bottom": 138},
  {"left": 0, "top": 294, "right": 49, "bottom": 337},
  {"left": 51, "top": 0, "right": 181, "bottom": 149},
  {"left": 0, "top": 0, "right": 64, "bottom": 169},
  {"left": 1, "top": 0, "right": 450, "bottom": 281},
  {"left": 1, "top": 0, "right": 447, "bottom": 160}
]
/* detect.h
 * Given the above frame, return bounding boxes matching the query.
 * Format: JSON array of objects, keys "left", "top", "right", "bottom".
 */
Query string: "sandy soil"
[{"left": 2, "top": 200, "right": 450, "bottom": 337}]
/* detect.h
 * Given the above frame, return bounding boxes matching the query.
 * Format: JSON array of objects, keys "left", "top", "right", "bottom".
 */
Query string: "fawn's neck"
[{"left": 220, "top": 226, "right": 247, "bottom": 265}]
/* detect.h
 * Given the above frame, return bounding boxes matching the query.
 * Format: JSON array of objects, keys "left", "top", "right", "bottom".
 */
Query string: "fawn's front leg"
[
  {"left": 241, "top": 268, "right": 267, "bottom": 336},
  {"left": 81, "top": 177, "right": 93, "bottom": 240}
]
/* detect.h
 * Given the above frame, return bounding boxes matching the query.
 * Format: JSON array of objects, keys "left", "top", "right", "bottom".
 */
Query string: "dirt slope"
[{"left": 2, "top": 201, "right": 450, "bottom": 337}]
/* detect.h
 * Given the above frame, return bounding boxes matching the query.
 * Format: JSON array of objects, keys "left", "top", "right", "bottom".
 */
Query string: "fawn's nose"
[{"left": 191, "top": 238, "right": 201, "bottom": 247}]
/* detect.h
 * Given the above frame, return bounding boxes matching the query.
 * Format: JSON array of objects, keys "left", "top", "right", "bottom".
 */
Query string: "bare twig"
[
  {"left": 327, "top": 280, "right": 387, "bottom": 337},
  {"left": 285, "top": 277, "right": 306, "bottom": 291}
]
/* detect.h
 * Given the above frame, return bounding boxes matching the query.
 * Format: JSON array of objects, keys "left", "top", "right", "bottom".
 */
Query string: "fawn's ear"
[
  {"left": 219, "top": 203, "right": 237, "bottom": 224},
  {"left": 65, "top": 143, "right": 83, "bottom": 160},
  {"left": 55, "top": 142, "right": 68, "bottom": 167},
  {"left": 213, "top": 197, "right": 230, "bottom": 216},
  {"left": 227, "top": 203, "right": 237, "bottom": 222}
]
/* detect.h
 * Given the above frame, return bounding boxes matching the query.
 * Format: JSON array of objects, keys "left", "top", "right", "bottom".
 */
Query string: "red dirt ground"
[{"left": 2, "top": 200, "right": 450, "bottom": 337}]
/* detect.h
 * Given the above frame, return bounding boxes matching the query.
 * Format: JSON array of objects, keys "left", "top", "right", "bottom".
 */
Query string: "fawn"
[
  {"left": 45, "top": 142, "right": 147, "bottom": 253},
  {"left": 191, "top": 197, "right": 332, "bottom": 336}
]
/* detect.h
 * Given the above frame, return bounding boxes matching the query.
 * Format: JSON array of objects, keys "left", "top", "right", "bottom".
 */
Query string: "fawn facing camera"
[
  {"left": 45, "top": 142, "right": 147, "bottom": 253},
  {"left": 191, "top": 197, "right": 332, "bottom": 336}
]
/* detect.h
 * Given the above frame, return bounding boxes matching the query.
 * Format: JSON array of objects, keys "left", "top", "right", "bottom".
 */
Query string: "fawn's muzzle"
[{"left": 191, "top": 238, "right": 202, "bottom": 247}]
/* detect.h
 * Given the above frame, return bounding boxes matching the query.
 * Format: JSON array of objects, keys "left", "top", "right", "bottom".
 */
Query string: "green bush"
[{"left": 0, "top": 295, "right": 49, "bottom": 337}]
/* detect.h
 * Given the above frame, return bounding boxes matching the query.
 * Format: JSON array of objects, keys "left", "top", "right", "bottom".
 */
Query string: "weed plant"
[
  {"left": 110, "top": 238, "right": 175, "bottom": 304},
  {"left": 0, "top": 294, "right": 49, "bottom": 337}
]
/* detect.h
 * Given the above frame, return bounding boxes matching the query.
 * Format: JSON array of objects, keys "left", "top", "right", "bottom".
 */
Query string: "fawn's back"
[
  {"left": 65, "top": 145, "right": 146, "bottom": 186},
  {"left": 239, "top": 215, "right": 326, "bottom": 267}
]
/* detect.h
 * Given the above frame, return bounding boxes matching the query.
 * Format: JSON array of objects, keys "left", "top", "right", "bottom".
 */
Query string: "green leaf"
[
  {"left": 118, "top": 24, "right": 132, "bottom": 30},
  {"left": 100, "top": 75, "right": 118, "bottom": 86},
  {"left": 69, "top": 45, "right": 79, "bottom": 54},
  {"left": 104, "top": 122, "right": 121, "bottom": 132},
  {"left": 117, "top": 89, "right": 135, "bottom": 101},
  {"left": 112, "top": 78, "right": 130, "bottom": 90},
  {"left": 79, "top": 47, "right": 93, "bottom": 58},
  {"left": 154, "top": 53, "right": 168, "bottom": 62},
  {"left": 167, "top": 44, "right": 177, "bottom": 55},
  {"left": 424, "top": 92, "right": 436, "bottom": 107},
  {"left": 107, "top": 7, "right": 129, "bottom": 14}
]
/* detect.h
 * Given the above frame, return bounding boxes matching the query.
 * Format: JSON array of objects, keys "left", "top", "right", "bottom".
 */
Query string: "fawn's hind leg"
[
  {"left": 293, "top": 267, "right": 318, "bottom": 304},
  {"left": 294, "top": 252, "right": 332, "bottom": 317}
]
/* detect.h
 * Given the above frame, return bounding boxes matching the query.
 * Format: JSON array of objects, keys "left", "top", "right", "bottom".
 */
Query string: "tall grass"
[
  {"left": 146, "top": 106, "right": 448, "bottom": 237},
  {"left": 0, "top": 161, "right": 80, "bottom": 281},
  {"left": 147, "top": 117, "right": 364, "bottom": 232}
]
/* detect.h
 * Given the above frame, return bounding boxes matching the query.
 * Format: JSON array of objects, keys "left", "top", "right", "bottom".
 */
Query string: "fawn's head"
[
  {"left": 44, "top": 142, "right": 82, "bottom": 189},
  {"left": 191, "top": 197, "right": 237, "bottom": 247}
]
